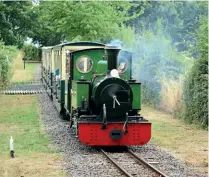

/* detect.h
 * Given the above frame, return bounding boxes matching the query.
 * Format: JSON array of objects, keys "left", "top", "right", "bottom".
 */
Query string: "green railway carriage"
[{"left": 41, "top": 41, "right": 151, "bottom": 146}]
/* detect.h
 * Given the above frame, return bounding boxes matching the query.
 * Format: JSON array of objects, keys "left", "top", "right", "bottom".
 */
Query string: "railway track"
[
  {"left": 0, "top": 89, "right": 46, "bottom": 95},
  {"left": 101, "top": 148, "right": 168, "bottom": 177},
  {"left": 0, "top": 81, "right": 46, "bottom": 95}
]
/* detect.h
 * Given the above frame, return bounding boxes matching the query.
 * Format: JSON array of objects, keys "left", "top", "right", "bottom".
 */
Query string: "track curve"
[{"left": 101, "top": 148, "right": 168, "bottom": 177}]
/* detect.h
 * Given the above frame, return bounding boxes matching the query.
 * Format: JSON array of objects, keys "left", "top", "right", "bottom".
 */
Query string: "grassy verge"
[
  {"left": 142, "top": 106, "right": 208, "bottom": 174},
  {"left": 0, "top": 95, "right": 65, "bottom": 177},
  {"left": 11, "top": 51, "right": 39, "bottom": 83}
]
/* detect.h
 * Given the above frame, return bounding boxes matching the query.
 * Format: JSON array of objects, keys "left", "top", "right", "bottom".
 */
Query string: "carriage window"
[
  {"left": 117, "top": 59, "right": 128, "bottom": 73},
  {"left": 76, "top": 56, "right": 93, "bottom": 73}
]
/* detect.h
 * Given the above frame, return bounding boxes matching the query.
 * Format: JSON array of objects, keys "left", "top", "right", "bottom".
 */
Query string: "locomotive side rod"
[
  {"left": 127, "top": 149, "right": 168, "bottom": 177},
  {"left": 100, "top": 149, "right": 133, "bottom": 177}
]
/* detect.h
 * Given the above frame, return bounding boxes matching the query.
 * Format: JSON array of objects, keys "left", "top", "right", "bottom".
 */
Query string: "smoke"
[
  {"left": 107, "top": 39, "right": 123, "bottom": 48},
  {"left": 111, "top": 21, "right": 193, "bottom": 109},
  {"left": 107, "top": 39, "right": 134, "bottom": 71}
]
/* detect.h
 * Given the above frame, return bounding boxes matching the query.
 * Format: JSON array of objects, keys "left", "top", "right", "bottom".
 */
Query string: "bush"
[
  {"left": 0, "top": 54, "right": 10, "bottom": 87},
  {"left": 0, "top": 42, "right": 18, "bottom": 89},
  {"left": 141, "top": 80, "right": 161, "bottom": 107},
  {"left": 183, "top": 57, "right": 208, "bottom": 129},
  {"left": 183, "top": 17, "right": 208, "bottom": 129},
  {"left": 22, "top": 44, "right": 41, "bottom": 61}
]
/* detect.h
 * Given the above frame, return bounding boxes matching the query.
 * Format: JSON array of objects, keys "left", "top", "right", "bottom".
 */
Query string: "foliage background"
[{"left": 0, "top": 1, "right": 207, "bottom": 128}]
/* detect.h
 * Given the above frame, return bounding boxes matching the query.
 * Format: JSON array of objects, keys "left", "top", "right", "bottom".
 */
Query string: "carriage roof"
[
  {"left": 42, "top": 46, "right": 53, "bottom": 52},
  {"left": 52, "top": 41, "right": 105, "bottom": 51}
]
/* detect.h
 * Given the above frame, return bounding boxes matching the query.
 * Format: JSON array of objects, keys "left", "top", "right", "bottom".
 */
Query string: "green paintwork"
[
  {"left": 57, "top": 81, "right": 60, "bottom": 101},
  {"left": 130, "top": 83, "right": 141, "bottom": 110},
  {"left": 96, "top": 60, "right": 107, "bottom": 74},
  {"left": 71, "top": 81, "right": 89, "bottom": 108},
  {"left": 60, "top": 80, "right": 65, "bottom": 104},
  {"left": 50, "top": 72, "right": 53, "bottom": 97},
  {"left": 73, "top": 49, "right": 105, "bottom": 81}
]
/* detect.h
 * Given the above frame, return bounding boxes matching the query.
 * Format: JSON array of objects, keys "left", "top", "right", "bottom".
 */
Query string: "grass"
[
  {"left": 11, "top": 51, "right": 39, "bottom": 83},
  {"left": 142, "top": 106, "right": 208, "bottom": 174},
  {"left": 160, "top": 76, "right": 183, "bottom": 113},
  {"left": 0, "top": 95, "right": 66, "bottom": 177},
  {"left": 0, "top": 50, "right": 65, "bottom": 176}
]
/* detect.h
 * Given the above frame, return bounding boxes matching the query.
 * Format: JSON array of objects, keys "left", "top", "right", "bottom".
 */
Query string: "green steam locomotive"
[{"left": 42, "top": 41, "right": 151, "bottom": 146}]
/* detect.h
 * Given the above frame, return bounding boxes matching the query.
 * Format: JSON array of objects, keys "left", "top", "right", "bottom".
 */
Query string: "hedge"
[
  {"left": 0, "top": 42, "right": 18, "bottom": 89},
  {"left": 183, "top": 57, "right": 208, "bottom": 129},
  {"left": 183, "top": 17, "right": 208, "bottom": 129},
  {"left": 22, "top": 44, "right": 41, "bottom": 61}
]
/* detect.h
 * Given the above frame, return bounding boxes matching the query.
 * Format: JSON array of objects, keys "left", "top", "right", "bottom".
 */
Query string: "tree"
[
  {"left": 130, "top": 1, "right": 208, "bottom": 52},
  {"left": 29, "top": 1, "right": 144, "bottom": 46},
  {"left": 0, "top": 1, "right": 33, "bottom": 48}
]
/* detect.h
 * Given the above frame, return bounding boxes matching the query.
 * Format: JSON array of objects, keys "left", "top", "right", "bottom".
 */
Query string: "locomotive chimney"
[{"left": 105, "top": 46, "right": 121, "bottom": 70}]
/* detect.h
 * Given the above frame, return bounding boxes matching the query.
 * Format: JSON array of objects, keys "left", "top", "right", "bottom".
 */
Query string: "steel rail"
[
  {"left": 128, "top": 149, "right": 168, "bottom": 177},
  {"left": 101, "top": 149, "right": 133, "bottom": 177},
  {"left": 1, "top": 89, "right": 45, "bottom": 95}
]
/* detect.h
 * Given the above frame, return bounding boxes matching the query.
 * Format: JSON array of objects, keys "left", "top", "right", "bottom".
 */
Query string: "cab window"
[{"left": 76, "top": 56, "right": 93, "bottom": 73}]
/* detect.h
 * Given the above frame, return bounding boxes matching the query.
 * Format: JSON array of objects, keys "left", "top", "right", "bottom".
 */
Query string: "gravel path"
[
  {"left": 38, "top": 93, "right": 207, "bottom": 177},
  {"left": 39, "top": 94, "right": 124, "bottom": 177},
  {"left": 34, "top": 64, "right": 206, "bottom": 177},
  {"left": 130, "top": 146, "right": 206, "bottom": 177}
]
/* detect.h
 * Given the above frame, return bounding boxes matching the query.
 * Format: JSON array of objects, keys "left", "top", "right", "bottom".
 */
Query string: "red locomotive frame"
[{"left": 78, "top": 122, "right": 151, "bottom": 146}]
